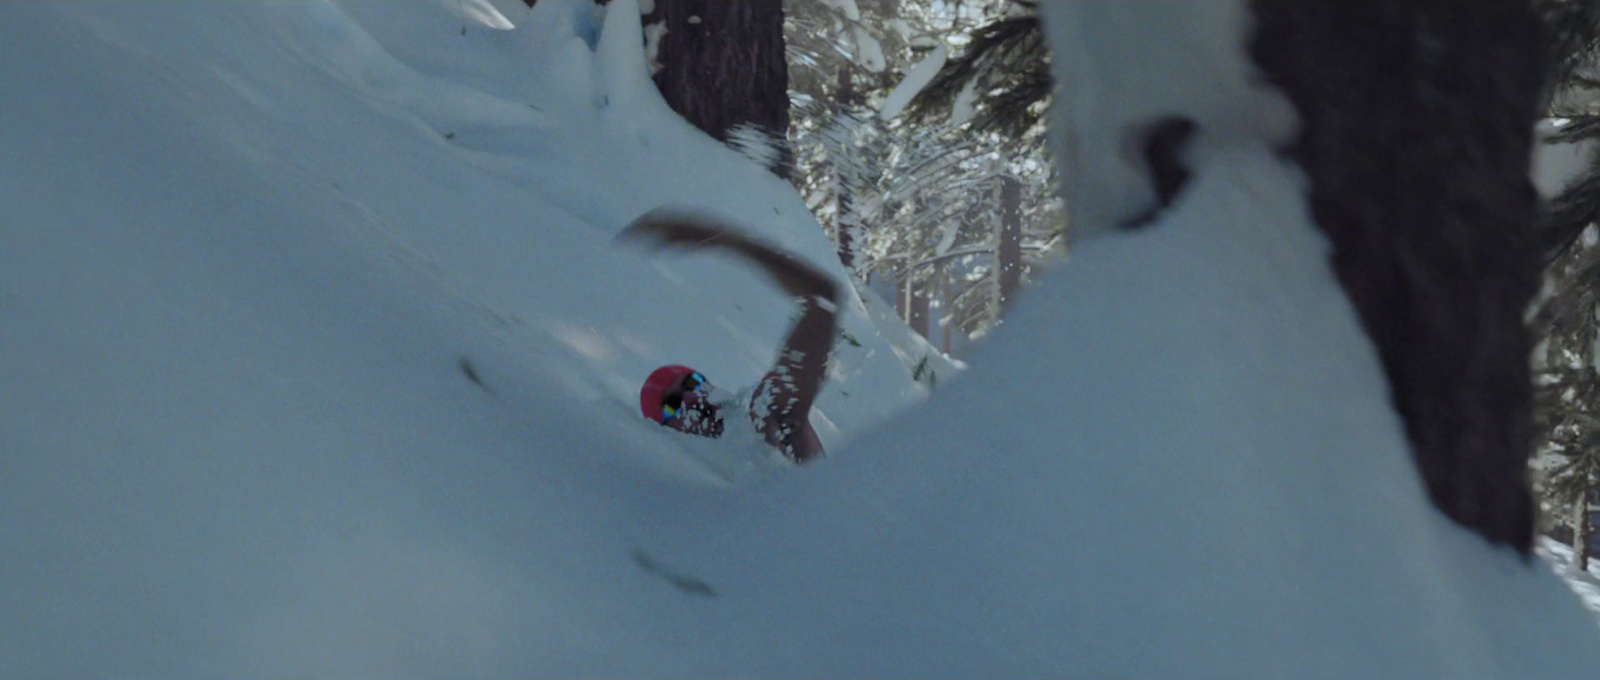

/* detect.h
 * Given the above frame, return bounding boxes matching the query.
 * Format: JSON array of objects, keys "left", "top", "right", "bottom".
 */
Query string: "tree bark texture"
[
  {"left": 1574, "top": 494, "right": 1590, "bottom": 574},
  {"left": 647, "top": 0, "right": 791, "bottom": 177},
  {"left": 1250, "top": 2, "right": 1548, "bottom": 554}
]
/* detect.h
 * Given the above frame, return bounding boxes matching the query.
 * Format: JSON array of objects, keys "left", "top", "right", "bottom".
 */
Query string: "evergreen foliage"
[
  {"left": 1533, "top": 0, "right": 1600, "bottom": 558},
  {"left": 1541, "top": 0, "right": 1600, "bottom": 261},
  {"left": 900, "top": 6, "right": 1046, "bottom": 139},
  {"left": 783, "top": 0, "right": 1063, "bottom": 350},
  {"left": 1534, "top": 228, "right": 1600, "bottom": 549}
]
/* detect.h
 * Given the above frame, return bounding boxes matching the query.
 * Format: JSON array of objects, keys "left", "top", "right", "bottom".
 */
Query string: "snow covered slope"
[
  {"left": 3, "top": 1, "right": 1599, "bottom": 677},
  {"left": 0, "top": 1, "right": 930, "bottom": 675},
  {"left": 1539, "top": 538, "right": 1600, "bottom": 622}
]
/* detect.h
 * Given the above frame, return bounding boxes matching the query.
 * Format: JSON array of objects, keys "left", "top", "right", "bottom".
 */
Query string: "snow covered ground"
[
  {"left": 4, "top": 1, "right": 1600, "bottom": 677},
  {"left": 1537, "top": 538, "right": 1600, "bottom": 622}
]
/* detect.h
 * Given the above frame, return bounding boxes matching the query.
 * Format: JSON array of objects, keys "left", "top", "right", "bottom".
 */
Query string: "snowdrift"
[{"left": 2, "top": 1, "right": 1597, "bottom": 677}]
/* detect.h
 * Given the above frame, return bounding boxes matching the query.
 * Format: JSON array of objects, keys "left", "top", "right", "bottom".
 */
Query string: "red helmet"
[{"left": 640, "top": 365, "right": 698, "bottom": 422}]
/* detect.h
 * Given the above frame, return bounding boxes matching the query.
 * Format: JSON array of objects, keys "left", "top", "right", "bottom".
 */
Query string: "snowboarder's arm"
[{"left": 619, "top": 208, "right": 839, "bottom": 460}]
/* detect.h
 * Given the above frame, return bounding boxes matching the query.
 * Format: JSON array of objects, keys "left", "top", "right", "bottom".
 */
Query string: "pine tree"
[
  {"left": 784, "top": 0, "right": 1062, "bottom": 347},
  {"left": 1532, "top": 228, "right": 1600, "bottom": 566},
  {"left": 785, "top": 0, "right": 911, "bottom": 270},
  {"left": 1539, "top": 0, "right": 1600, "bottom": 260},
  {"left": 901, "top": 3, "right": 1047, "bottom": 141},
  {"left": 1533, "top": 0, "right": 1600, "bottom": 561}
]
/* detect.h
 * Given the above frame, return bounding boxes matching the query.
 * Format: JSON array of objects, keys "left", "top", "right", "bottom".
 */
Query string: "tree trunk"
[
  {"left": 996, "top": 174, "right": 1023, "bottom": 312},
  {"left": 941, "top": 268, "right": 953, "bottom": 354},
  {"left": 834, "top": 160, "right": 857, "bottom": 269},
  {"left": 895, "top": 263, "right": 908, "bottom": 322},
  {"left": 646, "top": 0, "right": 791, "bottom": 178},
  {"left": 1574, "top": 494, "right": 1590, "bottom": 574},
  {"left": 832, "top": 64, "right": 858, "bottom": 269},
  {"left": 1249, "top": 1, "right": 1547, "bottom": 555},
  {"left": 909, "top": 271, "right": 930, "bottom": 341},
  {"left": 903, "top": 192, "right": 931, "bottom": 341}
]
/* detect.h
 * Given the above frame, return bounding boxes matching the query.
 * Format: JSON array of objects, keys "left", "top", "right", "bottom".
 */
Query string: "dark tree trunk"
[
  {"left": 904, "top": 194, "right": 931, "bottom": 340},
  {"left": 1249, "top": 1, "right": 1549, "bottom": 555},
  {"left": 834, "top": 175, "right": 857, "bottom": 269},
  {"left": 997, "top": 174, "right": 1023, "bottom": 312},
  {"left": 895, "top": 262, "right": 908, "bottom": 322},
  {"left": 833, "top": 64, "right": 858, "bottom": 269},
  {"left": 1576, "top": 492, "right": 1591, "bottom": 573},
  {"left": 909, "top": 271, "right": 930, "bottom": 341},
  {"left": 941, "top": 268, "right": 954, "bottom": 354},
  {"left": 646, "top": 0, "right": 792, "bottom": 178},
  {"left": 943, "top": 312, "right": 952, "bottom": 354}
]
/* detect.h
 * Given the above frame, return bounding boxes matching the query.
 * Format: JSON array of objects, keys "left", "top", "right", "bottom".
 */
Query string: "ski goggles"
[{"left": 660, "top": 372, "right": 709, "bottom": 422}]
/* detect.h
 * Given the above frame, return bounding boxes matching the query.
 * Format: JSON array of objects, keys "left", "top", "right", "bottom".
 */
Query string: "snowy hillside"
[
  {"left": 4, "top": 1, "right": 1600, "bottom": 677},
  {"left": 1538, "top": 538, "right": 1600, "bottom": 622},
  {"left": 1, "top": 1, "right": 939, "bottom": 674}
]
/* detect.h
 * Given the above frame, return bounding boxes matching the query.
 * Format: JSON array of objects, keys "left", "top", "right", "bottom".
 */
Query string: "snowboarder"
[{"left": 618, "top": 207, "right": 839, "bottom": 463}]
